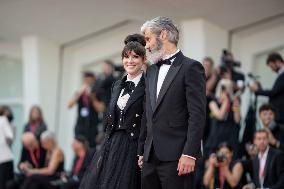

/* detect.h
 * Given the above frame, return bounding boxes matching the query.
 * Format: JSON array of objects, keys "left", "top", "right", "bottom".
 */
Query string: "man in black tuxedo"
[
  {"left": 138, "top": 17, "right": 206, "bottom": 189},
  {"left": 243, "top": 129, "right": 284, "bottom": 189},
  {"left": 250, "top": 52, "right": 284, "bottom": 125}
]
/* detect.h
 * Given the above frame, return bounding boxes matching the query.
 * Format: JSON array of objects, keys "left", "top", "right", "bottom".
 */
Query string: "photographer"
[
  {"left": 68, "top": 72, "right": 105, "bottom": 148},
  {"left": 203, "top": 142, "right": 244, "bottom": 189},
  {"left": 219, "top": 50, "right": 245, "bottom": 93},
  {"left": 205, "top": 79, "right": 241, "bottom": 158},
  {"left": 250, "top": 52, "right": 284, "bottom": 125}
]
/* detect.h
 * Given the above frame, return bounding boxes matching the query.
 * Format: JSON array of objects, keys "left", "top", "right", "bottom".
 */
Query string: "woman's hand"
[
  {"left": 219, "top": 159, "right": 230, "bottom": 174},
  {"left": 208, "top": 154, "right": 217, "bottom": 167}
]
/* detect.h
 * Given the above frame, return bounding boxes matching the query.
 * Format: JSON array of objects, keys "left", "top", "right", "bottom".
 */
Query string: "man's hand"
[
  {"left": 138, "top": 156, "right": 143, "bottom": 169},
  {"left": 266, "top": 128, "right": 278, "bottom": 146},
  {"left": 177, "top": 156, "right": 195, "bottom": 176}
]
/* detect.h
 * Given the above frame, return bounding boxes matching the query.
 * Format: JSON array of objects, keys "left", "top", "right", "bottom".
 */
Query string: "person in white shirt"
[{"left": 0, "top": 106, "right": 14, "bottom": 189}]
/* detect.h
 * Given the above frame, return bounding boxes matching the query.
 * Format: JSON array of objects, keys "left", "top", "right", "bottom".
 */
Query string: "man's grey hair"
[
  {"left": 40, "top": 130, "right": 56, "bottom": 142},
  {"left": 141, "top": 16, "right": 179, "bottom": 45}
]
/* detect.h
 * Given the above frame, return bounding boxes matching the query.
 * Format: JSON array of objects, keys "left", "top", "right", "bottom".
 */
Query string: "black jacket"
[
  {"left": 256, "top": 72, "right": 284, "bottom": 124},
  {"left": 18, "top": 145, "right": 47, "bottom": 170},
  {"left": 105, "top": 75, "right": 145, "bottom": 141},
  {"left": 71, "top": 149, "right": 93, "bottom": 180},
  {"left": 270, "top": 124, "right": 284, "bottom": 152},
  {"left": 138, "top": 51, "right": 206, "bottom": 161},
  {"left": 250, "top": 147, "right": 284, "bottom": 189}
]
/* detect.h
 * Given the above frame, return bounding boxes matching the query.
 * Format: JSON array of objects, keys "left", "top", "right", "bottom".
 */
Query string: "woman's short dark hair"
[
  {"left": 121, "top": 34, "right": 146, "bottom": 59},
  {"left": 217, "top": 142, "right": 233, "bottom": 152}
]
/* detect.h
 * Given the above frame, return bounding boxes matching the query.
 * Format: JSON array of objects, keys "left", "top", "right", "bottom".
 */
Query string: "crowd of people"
[
  {"left": 1, "top": 16, "right": 284, "bottom": 189},
  {"left": 197, "top": 51, "right": 284, "bottom": 189},
  {"left": 0, "top": 104, "right": 96, "bottom": 189}
]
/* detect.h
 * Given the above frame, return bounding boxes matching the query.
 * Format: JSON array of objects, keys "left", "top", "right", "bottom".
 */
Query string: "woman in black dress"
[
  {"left": 203, "top": 142, "right": 244, "bottom": 189},
  {"left": 205, "top": 79, "right": 241, "bottom": 159},
  {"left": 79, "top": 34, "right": 146, "bottom": 189}
]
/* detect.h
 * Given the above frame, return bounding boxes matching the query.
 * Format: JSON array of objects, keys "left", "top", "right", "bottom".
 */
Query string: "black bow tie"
[
  {"left": 156, "top": 58, "right": 172, "bottom": 67},
  {"left": 121, "top": 81, "right": 135, "bottom": 96}
]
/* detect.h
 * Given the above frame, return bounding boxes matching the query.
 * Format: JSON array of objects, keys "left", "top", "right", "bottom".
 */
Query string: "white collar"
[
  {"left": 258, "top": 146, "right": 269, "bottom": 159},
  {"left": 163, "top": 49, "right": 180, "bottom": 61},
  {"left": 278, "top": 66, "right": 284, "bottom": 76},
  {"left": 126, "top": 72, "right": 142, "bottom": 87}
]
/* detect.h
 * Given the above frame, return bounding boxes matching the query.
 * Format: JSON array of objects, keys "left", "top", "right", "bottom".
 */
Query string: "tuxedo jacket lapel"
[
  {"left": 124, "top": 75, "right": 145, "bottom": 112},
  {"left": 263, "top": 148, "right": 272, "bottom": 185},
  {"left": 148, "top": 66, "right": 159, "bottom": 112},
  {"left": 154, "top": 52, "right": 183, "bottom": 113},
  {"left": 253, "top": 156, "right": 261, "bottom": 187}
]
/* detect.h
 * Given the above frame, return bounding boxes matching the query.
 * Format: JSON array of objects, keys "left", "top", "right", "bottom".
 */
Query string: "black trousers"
[
  {"left": 0, "top": 161, "right": 14, "bottom": 189},
  {"left": 21, "top": 174, "right": 58, "bottom": 189},
  {"left": 141, "top": 147, "right": 196, "bottom": 189},
  {"left": 59, "top": 179, "right": 80, "bottom": 189},
  {"left": 6, "top": 173, "right": 26, "bottom": 189}
]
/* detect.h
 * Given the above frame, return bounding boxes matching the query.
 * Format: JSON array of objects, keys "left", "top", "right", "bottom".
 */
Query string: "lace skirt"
[{"left": 79, "top": 130, "right": 140, "bottom": 189}]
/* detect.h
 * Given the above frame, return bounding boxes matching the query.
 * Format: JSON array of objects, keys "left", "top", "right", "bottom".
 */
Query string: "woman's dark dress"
[
  {"left": 205, "top": 99, "right": 240, "bottom": 159},
  {"left": 211, "top": 161, "right": 245, "bottom": 189},
  {"left": 79, "top": 75, "right": 145, "bottom": 189}
]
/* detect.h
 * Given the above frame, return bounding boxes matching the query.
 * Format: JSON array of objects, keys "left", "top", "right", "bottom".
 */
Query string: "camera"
[
  {"left": 246, "top": 72, "right": 261, "bottom": 88},
  {"left": 221, "top": 50, "right": 241, "bottom": 70},
  {"left": 216, "top": 153, "right": 227, "bottom": 163}
]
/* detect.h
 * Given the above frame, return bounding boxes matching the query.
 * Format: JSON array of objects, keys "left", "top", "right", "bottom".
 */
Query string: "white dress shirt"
[
  {"left": 0, "top": 116, "right": 14, "bottom": 163},
  {"left": 156, "top": 50, "right": 196, "bottom": 161},
  {"left": 156, "top": 49, "right": 180, "bottom": 98},
  {"left": 117, "top": 72, "right": 142, "bottom": 110},
  {"left": 258, "top": 146, "right": 269, "bottom": 187}
]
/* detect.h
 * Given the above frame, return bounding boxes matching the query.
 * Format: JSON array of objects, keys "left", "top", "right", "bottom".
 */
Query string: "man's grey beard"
[{"left": 146, "top": 38, "right": 165, "bottom": 64}]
